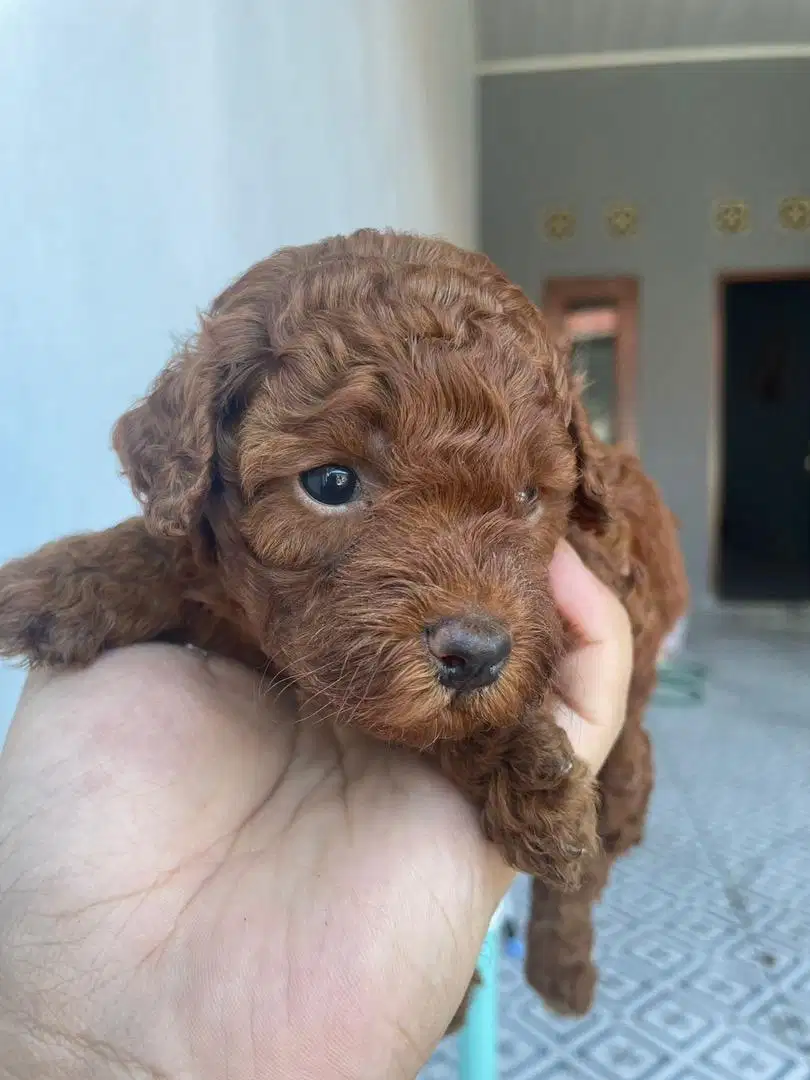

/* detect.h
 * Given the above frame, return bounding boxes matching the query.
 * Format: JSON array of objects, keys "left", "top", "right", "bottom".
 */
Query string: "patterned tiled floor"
[{"left": 422, "top": 615, "right": 810, "bottom": 1079}]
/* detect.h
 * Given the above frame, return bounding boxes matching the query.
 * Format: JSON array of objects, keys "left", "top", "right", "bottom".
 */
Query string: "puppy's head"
[{"left": 114, "top": 230, "right": 610, "bottom": 746}]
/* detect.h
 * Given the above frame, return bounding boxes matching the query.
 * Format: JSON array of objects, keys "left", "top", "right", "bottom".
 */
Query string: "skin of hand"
[{"left": 0, "top": 540, "right": 632, "bottom": 1080}]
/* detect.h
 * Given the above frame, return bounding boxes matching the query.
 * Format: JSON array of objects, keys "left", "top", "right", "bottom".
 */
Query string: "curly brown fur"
[{"left": 0, "top": 229, "right": 687, "bottom": 1022}]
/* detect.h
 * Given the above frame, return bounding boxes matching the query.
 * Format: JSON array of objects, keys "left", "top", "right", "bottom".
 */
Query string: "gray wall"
[
  {"left": 480, "top": 59, "right": 810, "bottom": 603},
  {"left": 0, "top": 0, "right": 476, "bottom": 728}
]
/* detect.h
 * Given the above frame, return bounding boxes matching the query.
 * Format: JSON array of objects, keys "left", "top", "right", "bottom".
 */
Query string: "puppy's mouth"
[
  {"left": 433, "top": 655, "right": 509, "bottom": 697},
  {"left": 288, "top": 605, "right": 549, "bottom": 747}
]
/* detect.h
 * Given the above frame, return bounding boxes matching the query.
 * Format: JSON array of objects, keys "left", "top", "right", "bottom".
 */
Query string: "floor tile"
[{"left": 421, "top": 619, "right": 810, "bottom": 1079}]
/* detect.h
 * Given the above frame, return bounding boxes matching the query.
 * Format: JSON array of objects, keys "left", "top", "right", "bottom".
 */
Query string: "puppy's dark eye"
[
  {"left": 517, "top": 487, "right": 539, "bottom": 508},
  {"left": 299, "top": 464, "right": 360, "bottom": 507}
]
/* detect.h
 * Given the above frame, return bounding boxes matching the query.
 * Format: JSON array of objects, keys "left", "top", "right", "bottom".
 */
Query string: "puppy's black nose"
[{"left": 425, "top": 615, "right": 512, "bottom": 692}]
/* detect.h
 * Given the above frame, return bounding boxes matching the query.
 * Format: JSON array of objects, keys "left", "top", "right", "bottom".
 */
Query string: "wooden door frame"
[
  {"left": 542, "top": 276, "right": 639, "bottom": 447},
  {"left": 711, "top": 269, "right": 810, "bottom": 598}
]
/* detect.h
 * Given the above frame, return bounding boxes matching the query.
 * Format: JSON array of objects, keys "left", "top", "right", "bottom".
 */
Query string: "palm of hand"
[{"left": 0, "top": 647, "right": 507, "bottom": 1080}]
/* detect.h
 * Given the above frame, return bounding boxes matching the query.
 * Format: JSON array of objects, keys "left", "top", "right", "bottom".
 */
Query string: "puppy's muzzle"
[{"left": 425, "top": 614, "right": 511, "bottom": 693}]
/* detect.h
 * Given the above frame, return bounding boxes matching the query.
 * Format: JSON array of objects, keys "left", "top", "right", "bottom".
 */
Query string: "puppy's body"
[{"left": 0, "top": 230, "right": 687, "bottom": 1018}]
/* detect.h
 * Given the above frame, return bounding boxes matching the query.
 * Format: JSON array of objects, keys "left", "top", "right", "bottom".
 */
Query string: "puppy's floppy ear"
[
  {"left": 112, "top": 334, "right": 218, "bottom": 537},
  {"left": 567, "top": 372, "right": 612, "bottom": 534},
  {"left": 113, "top": 304, "right": 272, "bottom": 538}
]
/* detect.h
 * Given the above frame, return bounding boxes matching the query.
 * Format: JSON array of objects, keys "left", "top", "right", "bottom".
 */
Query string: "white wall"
[{"left": 0, "top": 0, "right": 476, "bottom": 726}]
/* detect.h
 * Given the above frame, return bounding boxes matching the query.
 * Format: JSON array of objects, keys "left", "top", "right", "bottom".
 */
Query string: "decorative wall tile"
[
  {"left": 543, "top": 208, "right": 576, "bottom": 240},
  {"left": 778, "top": 196, "right": 810, "bottom": 231},
  {"left": 606, "top": 203, "right": 639, "bottom": 237},
  {"left": 714, "top": 200, "right": 750, "bottom": 235}
]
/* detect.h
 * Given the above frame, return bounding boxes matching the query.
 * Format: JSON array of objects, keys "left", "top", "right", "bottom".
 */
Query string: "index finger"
[{"left": 549, "top": 540, "right": 630, "bottom": 647}]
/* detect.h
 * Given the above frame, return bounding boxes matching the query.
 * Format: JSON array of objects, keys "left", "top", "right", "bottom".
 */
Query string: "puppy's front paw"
[
  {"left": 435, "top": 714, "right": 599, "bottom": 890},
  {"left": 0, "top": 587, "right": 99, "bottom": 669},
  {"left": 482, "top": 754, "right": 597, "bottom": 889},
  {"left": 476, "top": 717, "right": 599, "bottom": 889},
  {"left": 0, "top": 547, "right": 112, "bottom": 668}
]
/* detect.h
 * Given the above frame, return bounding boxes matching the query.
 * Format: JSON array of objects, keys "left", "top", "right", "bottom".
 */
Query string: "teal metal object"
[
  {"left": 458, "top": 917, "right": 500, "bottom": 1080},
  {"left": 653, "top": 615, "right": 707, "bottom": 706},
  {"left": 654, "top": 658, "right": 708, "bottom": 706}
]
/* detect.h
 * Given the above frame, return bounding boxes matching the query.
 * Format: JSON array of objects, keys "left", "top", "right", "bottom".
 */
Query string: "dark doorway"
[{"left": 719, "top": 277, "right": 810, "bottom": 601}]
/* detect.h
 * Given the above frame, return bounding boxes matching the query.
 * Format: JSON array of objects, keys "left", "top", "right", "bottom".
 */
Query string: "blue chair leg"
[{"left": 458, "top": 921, "right": 499, "bottom": 1080}]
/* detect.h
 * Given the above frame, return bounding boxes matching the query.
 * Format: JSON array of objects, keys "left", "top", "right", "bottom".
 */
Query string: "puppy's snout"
[{"left": 425, "top": 615, "right": 511, "bottom": 693}]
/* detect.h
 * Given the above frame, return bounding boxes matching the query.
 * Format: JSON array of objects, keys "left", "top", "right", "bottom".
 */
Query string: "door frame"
[
  {"left": 542, "top": 276, "right": 639, "bottom": 447},
  {"left": 711, "top": 269, "right": 810, "bottom": 598}
]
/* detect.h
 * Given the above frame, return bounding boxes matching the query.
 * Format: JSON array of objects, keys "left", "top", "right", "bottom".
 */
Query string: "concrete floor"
[{"left": 422, "top": 614, "right": 810, "bottom": 1080}]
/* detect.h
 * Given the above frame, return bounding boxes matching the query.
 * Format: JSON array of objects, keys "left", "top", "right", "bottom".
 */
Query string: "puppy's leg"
[
  {"left": 525, "top": 854, "right": 609, "bottom": 1017},
  {"left": 525, "top": 723, "right": 653, "bottom": 1016},
  {"left": 436, "top": 709, "right": 598, "bottom": 892},
  {"left": 0, "top": 518, "right": 197, "bottom": 668},
  {"left": 597, "top": 718, "right": 654, "bottom": 858}
]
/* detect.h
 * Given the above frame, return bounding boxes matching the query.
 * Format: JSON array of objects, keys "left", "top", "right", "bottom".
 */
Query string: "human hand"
[
  {"left": 550, "top": 540, "right": 634, "bottom": 775},
  {"left": 0, "top": 542, "right": 631, "bottom": 1080}
]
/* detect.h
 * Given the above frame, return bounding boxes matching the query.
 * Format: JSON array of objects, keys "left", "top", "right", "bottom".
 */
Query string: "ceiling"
[{"left": 476, "top": 0, "right": 810, "bottom": 64}]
